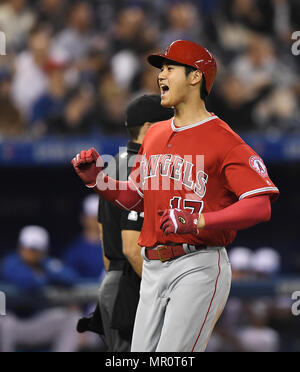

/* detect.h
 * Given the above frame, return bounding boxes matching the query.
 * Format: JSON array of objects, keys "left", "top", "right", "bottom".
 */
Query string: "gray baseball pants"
[{"left": 131, "top": 247, "right": 232, "bottom": 352}]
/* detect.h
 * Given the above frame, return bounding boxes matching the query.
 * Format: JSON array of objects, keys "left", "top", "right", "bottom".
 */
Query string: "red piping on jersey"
[{"left": 191, "top": 249, "right": 221, "bottom": 352}]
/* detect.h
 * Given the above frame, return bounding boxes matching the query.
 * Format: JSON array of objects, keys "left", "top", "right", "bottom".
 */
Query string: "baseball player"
[{"left": 72, "top": 40, "right": 279, "bottom": 352}]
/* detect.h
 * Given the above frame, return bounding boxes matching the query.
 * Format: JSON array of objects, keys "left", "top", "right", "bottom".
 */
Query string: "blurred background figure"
[
  {"left": 37, "top": 0, "right": 67, "bottom": 34},
  {"left": 237, "top": 300, "right": 280, "bottom": 352},
  {"left": 0, "top": 226, "right": 80, "bottom": 352},
  {"left": 64, "top": 195, "right": 105, "bottom": 283},
  {"left": 235, "top": 247, "right": 282, "bottom": 352},
  {"left": 53, "top": 1, "right": 94, "bottom": 63},
  {"left": 30, "top": 58, "right": 67, "bottom": 136},
  {"left": 46, "top": 85, "right": 95, "bottom": 135},
  {"left": 207, "top": 246, "right": 255, "bottom": 352},
  {"left": 229, "top": 246, "right": 254, "bottom": 281},
  {"left": 0, "top": 0, "right": 35, "bottom": 52},
  {"left": 251, "top": 247, "right": 281, "bottom": 279},
  {"left": 12, "top": 24, "right": 52, "bottom": 118},
  {"left": 207, "top": 73, "right": 271, "bottom": 132},
  {"left": 0, "top": 67, "right": 24, "bottom": 138},
  {"left": 160, "top": 0, "right": 201, "bottom": 49}
]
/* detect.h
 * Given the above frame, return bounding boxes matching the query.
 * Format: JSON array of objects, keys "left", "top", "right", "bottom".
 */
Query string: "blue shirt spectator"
[
  {"left": 64, "top": 236, "right": 104, "bottom": 281},
  {"left": 1, "top": 253, "right": 78, "bottom": 291},
  {"left": 31, "top": 93, "right": 64, "bottom": 125},
  {"left": 63, "top": 195, "right": 105, "bottom": 282},
  {"left": 1, "top": 225, "right": 78, "bottom": 291}
]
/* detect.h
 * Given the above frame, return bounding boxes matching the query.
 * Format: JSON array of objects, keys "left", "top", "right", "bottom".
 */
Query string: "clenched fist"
[
  {"left": 158, "top": 209, "right": 200, "bottom": 235},
  {"left": 71, "top": 148, "right": 103, "bottom": 188}
]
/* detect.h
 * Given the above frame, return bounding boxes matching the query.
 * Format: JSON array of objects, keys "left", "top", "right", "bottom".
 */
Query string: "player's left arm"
[
  {"left": 198, "top": 194, "right": 271, "bottom": 230},
  {"left": 158, "top": 194, "right": 271, "bottom": 235}
]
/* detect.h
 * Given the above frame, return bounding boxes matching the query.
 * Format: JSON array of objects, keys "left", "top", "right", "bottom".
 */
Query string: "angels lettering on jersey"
[{"left": 136, "top": 153, "right": 208, "bottom": 198}]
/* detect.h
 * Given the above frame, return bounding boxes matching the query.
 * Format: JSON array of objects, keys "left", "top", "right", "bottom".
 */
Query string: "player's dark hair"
[
  {"left": 185, "top": 66, "right": 208, "bottom": 101},
  {"left": 127, "top": 126, "right": 142, "bottom": 141}
]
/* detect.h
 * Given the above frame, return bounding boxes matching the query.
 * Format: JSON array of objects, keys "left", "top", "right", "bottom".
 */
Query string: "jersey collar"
[{"left": 171, "top": 115, "right": 218, "bottom": 132}]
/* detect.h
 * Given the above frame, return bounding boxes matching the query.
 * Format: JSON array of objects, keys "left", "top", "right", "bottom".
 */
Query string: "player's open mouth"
[{"left": 160, "top": 85, "right": 169, "bottom": 96}]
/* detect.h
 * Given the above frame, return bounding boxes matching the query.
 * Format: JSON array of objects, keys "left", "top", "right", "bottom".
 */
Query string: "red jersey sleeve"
[
  {"left": 221, "top": 143, "right": 279, "bottom": 202},
  {"left": 128, "top": 144, "right": 145, "bottom": 198}
]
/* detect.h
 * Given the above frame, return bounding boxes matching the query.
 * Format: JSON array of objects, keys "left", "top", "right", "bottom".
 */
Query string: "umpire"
[{"left": 97, "top": 95, "right": 174, "bottom": 352}]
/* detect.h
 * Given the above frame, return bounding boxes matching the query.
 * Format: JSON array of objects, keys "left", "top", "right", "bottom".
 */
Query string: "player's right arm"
[
  {"left": 72, "top": 148, "right": 143, "bottom": 212},
  {"left": 121, "top": 230, "right": 143, "bottom": 277}
]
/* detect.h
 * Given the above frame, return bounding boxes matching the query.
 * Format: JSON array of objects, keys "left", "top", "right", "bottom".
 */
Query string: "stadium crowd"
[{"left": 0, "top": 0, "right": 299, "bottom": 139}]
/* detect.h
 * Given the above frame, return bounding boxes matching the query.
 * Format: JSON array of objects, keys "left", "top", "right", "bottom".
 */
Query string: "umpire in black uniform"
[{"left": 97, "top": 95, "right": 174, "bottom": 352}]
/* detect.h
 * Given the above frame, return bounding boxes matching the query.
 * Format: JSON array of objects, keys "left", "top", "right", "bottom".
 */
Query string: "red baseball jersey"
[{"left": 129, "top": 115, "right": 279, "bottom": 248}]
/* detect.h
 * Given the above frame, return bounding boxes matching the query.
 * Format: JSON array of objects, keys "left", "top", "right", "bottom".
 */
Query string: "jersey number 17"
[{"left": 170, "top": 196, "right": 204, "bottom": 215}]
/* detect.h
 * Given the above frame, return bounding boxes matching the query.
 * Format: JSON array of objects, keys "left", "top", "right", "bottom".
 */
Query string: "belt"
[{"left": 145, "top": 244, "right": 207, "bottom": 262}]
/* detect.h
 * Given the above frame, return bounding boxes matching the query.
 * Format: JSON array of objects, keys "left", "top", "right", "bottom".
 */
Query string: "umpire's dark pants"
[{"left": 99, "top": 270, "right": 131, "bottom": 352}]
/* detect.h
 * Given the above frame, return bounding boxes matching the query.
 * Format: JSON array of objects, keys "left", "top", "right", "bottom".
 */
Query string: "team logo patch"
[
  {"left": 178, "top": 216, "right": 186, "bottom": 224},
  {"left": 249, "top": 156, "right": 268, "bottom": 178}
]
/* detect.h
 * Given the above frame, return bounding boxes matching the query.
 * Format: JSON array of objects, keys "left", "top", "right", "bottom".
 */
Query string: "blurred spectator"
[
  {"left": 0, "top": 68, "right": 24, "bottom": 138},
  {"left": 88, "top": 68, "right": 129, "bottom": 134},
  {"left": 222, "top": 0, "right": 274, "bottom": 37},
  {"left": 53, "top": 1, "right": 95, "bottom": 62},
  {"left": 228, "top": 246, "right": 254, "bottom": 281},
  {"left": 208, "top": 33, "right": 298, "bottom": 132},
  {"left": 251, "top": 247, "right": 281, "bottom": 279},
  {"left": 273, "top": 0, "right": 300, "bottom": 45},
  {"left": 0, "top": 0, "right": 35, "bottom": 52},
  {"left": 109, "top": 5, "right": 157, "bottom": 90},
  {"left": 208, "top": 246, "right": 282, "bottom": 352},
  {"left": 237, "top": 300, "right": 280, "bottom": 352},
  {"left": 46, "top": 85, "right": 94, "bottom": 135},
  {"left": 207, "top": 74, "right": 272, "bottom": 132},
  {"left": 12, "top": 24, "right": 51, "bottom": 118},
  {"left": 111, "top": 49, "right": 141, "bottom": 91},
  {"left": 78, "top": 47, "right": 109, "bottom": 90},
  {"left": 160, "top": 1, "right": 201, "bottom": 49},
  {"left": 110, "top": 6, "right": 154, "bottom": 56},
  {"left": 0, "top": 0, "right": 297, "bottom": 137},
  {"left": 1, "top": 225, "right": 77, "bottom": 290},
  {"left": 254, "top": 87, "right": 300, "bottom": 132},
  {"left": 0, "top": 225, "right": 80, "bottom": 352},
  {"left": 37, "top": 0, "right": 68, "bottom": 33},
  {"left": 30, "top": 59, "right": 67, "bottom": 136},
  {"left": 230, "top": 35, "right": 278, "bottom": 95},
  {"left": 234, "top": 248, "right": 282, "bottom": 352},
  {"left": 207, "top": 246, "right": 255, "bottom": 352},
  {"left": 131, "top": 65, "right": 161, "bottom": 99},
  {"left": 64, "top": 195, "right": 105, "bottom": 282}
]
